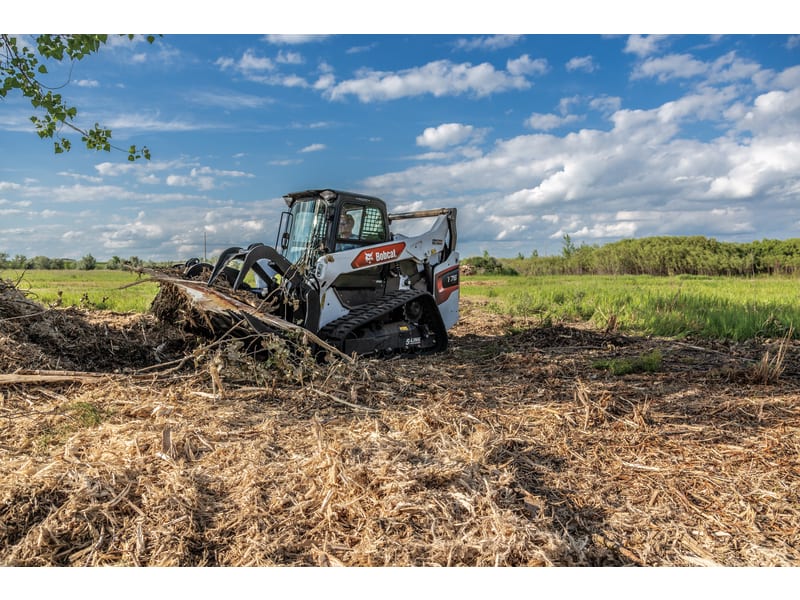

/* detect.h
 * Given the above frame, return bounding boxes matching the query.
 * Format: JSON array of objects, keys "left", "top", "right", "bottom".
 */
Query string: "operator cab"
[
  {"left": 278, "top": 189, "right": 389, "bottom": 265},
  {"left": 277, "top": 189, "right": 393, "bottom": 307}
]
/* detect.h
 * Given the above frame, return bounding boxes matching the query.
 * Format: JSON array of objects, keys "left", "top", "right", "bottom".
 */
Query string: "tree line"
[
  {"left": 465, "top": 236, "right": 800, "bottom": 277},
  {"left": 0, "top": 253, "right": 156, "bottom": 271}
]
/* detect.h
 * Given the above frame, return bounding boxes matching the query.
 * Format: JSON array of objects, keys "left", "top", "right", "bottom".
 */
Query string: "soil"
[{"left": 1, "top": 278, "right": 798, "bottom": 566}]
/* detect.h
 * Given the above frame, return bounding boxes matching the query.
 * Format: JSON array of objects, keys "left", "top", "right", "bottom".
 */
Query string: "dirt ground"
[{"left": 1, "top": 278, "right": 798, "bottom": 566}]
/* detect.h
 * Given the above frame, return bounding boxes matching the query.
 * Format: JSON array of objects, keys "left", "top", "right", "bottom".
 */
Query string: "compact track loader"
[{"left": 151, "top": 189, "right": 460, "bottom": 358}]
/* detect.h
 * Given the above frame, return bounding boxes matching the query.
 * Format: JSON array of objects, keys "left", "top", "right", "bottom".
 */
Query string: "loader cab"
[
  {"left": 277, "top": 190, "right": 393, "bottom": 308},
  {"left": 278, "top": 190, "right": 389, "bottom": 267}
]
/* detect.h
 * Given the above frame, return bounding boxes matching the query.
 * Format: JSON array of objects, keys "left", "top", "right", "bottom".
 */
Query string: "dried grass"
[{"left": 1, "top": 281, "right": 799, "bottom": 566}]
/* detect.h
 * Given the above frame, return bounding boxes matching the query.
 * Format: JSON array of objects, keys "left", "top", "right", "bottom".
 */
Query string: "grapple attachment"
[
  {"left": 149, "top": 274, "right": 347, "bottom": 360},
  {"left": 205, "top": 243, "right": 294, "bottom": 293}
]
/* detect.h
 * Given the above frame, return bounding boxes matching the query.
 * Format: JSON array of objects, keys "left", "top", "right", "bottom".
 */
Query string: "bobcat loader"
[{"left": 151, "top": 189, "right": 460, "bottom": 357}]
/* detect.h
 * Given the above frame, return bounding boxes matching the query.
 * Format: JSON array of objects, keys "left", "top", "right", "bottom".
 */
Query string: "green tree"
[
  {"left": 10, "top": 254, "right": 30, "bottom": 269},
  {"left": 1, "top": 34, "right": 154, "bottom": 161},
  {"left": 561, "top": 234, "right": 576, "bottom": 259},
  {"left": 32, "top": 255, "right": 52, "bottom": 269},
  {"left": 77, "top": 253, "right": 96, "bottom": 270}
]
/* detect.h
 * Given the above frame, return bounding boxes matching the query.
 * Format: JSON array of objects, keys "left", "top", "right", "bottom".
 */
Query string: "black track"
[{"left": 317, "top": 289, "right": 448, "bottom": 356}]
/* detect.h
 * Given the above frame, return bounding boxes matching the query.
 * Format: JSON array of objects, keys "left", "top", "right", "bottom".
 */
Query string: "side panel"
[{"left": 432, "top": 257, "right": 460, "bottom": 330}]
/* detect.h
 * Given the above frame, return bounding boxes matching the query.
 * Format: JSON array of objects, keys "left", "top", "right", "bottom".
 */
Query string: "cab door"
[{"left": 332, "top": 201, "right": 391, "bottom": 307}]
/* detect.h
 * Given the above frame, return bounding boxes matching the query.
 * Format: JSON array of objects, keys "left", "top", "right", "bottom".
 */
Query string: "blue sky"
[{"left": 2, "top": 9, "right": 799, "bottom": 261}]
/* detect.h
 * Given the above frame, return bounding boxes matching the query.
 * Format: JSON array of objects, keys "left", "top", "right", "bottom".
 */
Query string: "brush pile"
[{"left": 1, "top": 279, "right": 798, "bottom": 566}]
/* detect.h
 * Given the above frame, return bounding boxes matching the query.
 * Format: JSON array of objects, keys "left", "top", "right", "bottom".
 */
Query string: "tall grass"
[
  {"left": 462, "top": 274, "right": 800, "bottom": 341},
  {"left": 5, "top": 269, "right": 798, "bottom": 342},
  {"left": 1, "top": 269, "right": 159, "bottom": 313}
]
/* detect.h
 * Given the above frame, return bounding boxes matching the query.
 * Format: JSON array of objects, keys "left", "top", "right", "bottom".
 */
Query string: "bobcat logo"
[{"left": 351, "top": 242, "right": 406, "bottom": 270}]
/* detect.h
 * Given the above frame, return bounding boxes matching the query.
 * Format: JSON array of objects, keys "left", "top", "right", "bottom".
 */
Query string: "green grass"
[
  {"left": 6, "top": 269, "right": 799, "bottom": 342},
  {"left": 33, "top": 401, "right": 108, "bottom": 454},
  {"left": 463, "top": 274, "right": 800, "bottom": 341},
  {"left": 1, "top": 269, "right": 159, "bottom": 313},
  {"left": 593, "top": 350, "right": 663, "bottom": 376}
]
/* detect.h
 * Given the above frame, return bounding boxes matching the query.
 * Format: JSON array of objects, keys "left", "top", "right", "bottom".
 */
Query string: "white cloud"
[
  {"left": 632, "top": 53, "right": 708, "bottom": 81},
  {"left": 323, "top": 57, "right": 536, "bottom": 102},
  {"left": 507, "top": 55, "right": 548, "bottom": 76},
  {"left": 773, "top": 65, "right": 800, "bottom": 90},
  {"left": 566, "top": 56, "right": 596, "bottom": 73},
  {"left": 346, "top": 44, "right": 377, "bottom": 55},
  {"left": 216, "top": 50, "right": 274, "bottom": 74},
  {"left": 624, "top": 35, "right": 670, "bottom": 57},
  {"left": 75, "top": 79, "right": 99, "bottom": 87},
  {"left": 191, "top": 166, "right": 254, "bottom": 179},
  {"left": 563, "top": 222, "right": 639, "bottom": 239},
  {"left": 589, "top": 95, "right": 622, "bottom": 115},
  {"left": 276, "top": 50, "right": 304, "bottom": 65},
  {"left": 163, "top": 165, "right": 253, "bottom": 191},
  {"left": 361, "top": 80, "right": 800, "bottom": 250},
  {"left": 314, "top": 73, "right": 336, "bottom": 90},
  {"left": 299, "top": 143, "right": 326, "bottom": 153},
  {"left": 525, "top": 112, "right": 580, "bottom": 131},
  {"left": 190, "top": 91, "right": 273, "bottom": 109},
  {"left": 241, "top": 50, "right": 275, "bottom": 71},
  {"left": 103, "top": 113, "right": 208, "bottom": 132},
  {"left": 454, "top": 35, "right": 523, "bottom": 51},
  {"left": 97, "top": 216, "right": 165, "bottom": 250},
  {"left": 263, "top": 35, "right": 329, "bottom": 45},
  {"left": 733, "top": 87, "right": 800, "bottom": 137},
  {"left": 416, "top": 123, "right": 476, "bottom": 149},
  {"left": 58, "top": 171, "right": 103, "bottom": 183}
]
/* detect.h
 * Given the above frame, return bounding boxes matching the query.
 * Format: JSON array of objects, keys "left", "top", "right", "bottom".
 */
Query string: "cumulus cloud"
[
  {"left": 102, "top": 113, "right": 207, "bottom": 132},
  {"left": 632, "top": 53, "right": 709, "bottom": 81},
  {"left": 263, "top": 35, "right": 329, "bottom": 45},
  {"left": 525, "top": 113, "right": 580, "bottom": 131},
  {"left": 276, "top": 50, "right": 304, "bottom": 65},
  {"left": 589, "top": 95, "right": 622, "bottom": 115},
  {"left": 416, "top": 123, "right": 477, "bottom": 149},
  {"left": 216, "top": 50, "right": 275, "bottom": 74},
  {"left": 566, "top": 56, "right": 596, "bottom": 73},
  {"left": 361, "top": 79, "right": 800, "bottom": 253},
  {"left": 97, "top": 214, "right": 165, "bottom": 250},
  {"left": 322, "top": 57, "right": 540, "bottom": 102},
  {"left": 624, "top": 35, "right": 670, "bottom": 57},
  {"left": 507, "top": 55, "right": 549, "bottom": 76},
  {"left": 165, "top": 166, "right": 253, "bottom": 191},
  {"left": 454, "top": 35, "right": 523, "bottom": 51},
  {"left": 300, "top": 143, "right": 326, "bottom": 153},
  {"left": 190, "top": 91, "right": 273, "bottom": 109}
]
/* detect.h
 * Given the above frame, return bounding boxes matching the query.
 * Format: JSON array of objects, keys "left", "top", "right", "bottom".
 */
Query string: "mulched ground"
[{"left": 1, "top": 278, "right": 798, "bottom": 566}]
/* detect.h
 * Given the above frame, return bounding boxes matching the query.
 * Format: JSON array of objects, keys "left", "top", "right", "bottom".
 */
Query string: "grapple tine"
[
  {"left": 208, "top": 246, "right": 246, "bottom": 287},
  {"left": 233, "top": 243, "right": 292, "bottom": 290}
]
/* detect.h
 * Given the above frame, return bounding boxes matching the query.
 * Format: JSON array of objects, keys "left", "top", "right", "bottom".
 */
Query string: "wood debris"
[{"left": 1, "top": 279, "right": 798, "bottom": 566}]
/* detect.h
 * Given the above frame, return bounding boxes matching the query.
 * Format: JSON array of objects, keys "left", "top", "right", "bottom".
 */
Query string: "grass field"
[
  {"left": 0, "top": 269, "right": 159, "bottom": 313},
  {"left": 3, "top": 269, "right": 799, "bottom": 341},
  {"left": 462, "top": 273, "right": 800, "bottom": 341}
]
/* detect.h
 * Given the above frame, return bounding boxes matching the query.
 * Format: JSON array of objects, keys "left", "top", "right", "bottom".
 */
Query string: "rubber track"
[{"left": 317, "top": 289, "right": 447, "bottom": 352}]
